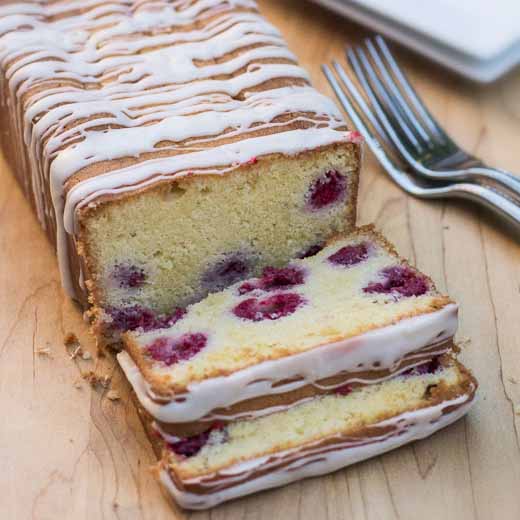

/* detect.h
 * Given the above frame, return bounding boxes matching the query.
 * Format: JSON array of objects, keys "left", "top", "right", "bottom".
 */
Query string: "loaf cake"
[
  {"left": 156, "top": 356, "right": 476, "bottom": 509},
  {"left": 0, "top": 0, "right": 361, "bottom": 345},
  {"left": 119, "top": 226, "right": 460, "bottom": 438},
  {"left": 0, "top": 0, "right": 478, "bottom": 512}
]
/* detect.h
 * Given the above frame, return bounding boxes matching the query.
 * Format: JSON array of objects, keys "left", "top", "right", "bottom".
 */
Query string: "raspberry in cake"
[
  {"left": 327, "top": 242, "right": 370, "bottom": 266},
  {"left": 238, "top": 266, "right": 306, "bottom": 294},
  {"left": 364, "top": 265, "right": 430, "bottom": 297},
  {"left": 147, "top": 333, "right": 208, "bottom": 367},
  {"left": 307, "top": 170, "right": 348, "bottom": 210}
]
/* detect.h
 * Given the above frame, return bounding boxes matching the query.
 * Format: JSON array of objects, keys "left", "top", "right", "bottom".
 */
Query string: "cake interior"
[
  {"left": 163, "top": 357, "right": 474, "bottom": 480},
  {"left": 81, "top": 144, "right": 359, "bottom": 341},
  {"left": 124, "top": 226, "right": 451, "bottom": 393}
]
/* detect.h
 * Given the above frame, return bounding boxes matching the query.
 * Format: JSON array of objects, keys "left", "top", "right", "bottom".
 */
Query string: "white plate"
[{"left": 311, "top": 0, "right": 520, "bottom": 82}]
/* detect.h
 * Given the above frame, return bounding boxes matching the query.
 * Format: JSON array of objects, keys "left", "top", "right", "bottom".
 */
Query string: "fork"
[
  {"left": 322, "top": 40, "right": 520, "bottom": 228},
  {"left": 343, "top": 36, "right": 520, "bottom": 199},
  {"left": 322, "top": 67, "right": 520, "bottom": 229}
]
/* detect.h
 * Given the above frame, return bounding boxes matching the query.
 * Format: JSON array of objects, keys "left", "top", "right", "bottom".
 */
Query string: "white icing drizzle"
[
  {"left": 159, "top": 386, "right": 476, "bottom": 509},
  {"left": 117, "top": 303, "right": 458, "bottom": 423},
  {"left": 0, "top": 0, "right": 352, "bottom": 296},
  {"left": 152, "top": 345, "right": 451, "bottom": 438}
]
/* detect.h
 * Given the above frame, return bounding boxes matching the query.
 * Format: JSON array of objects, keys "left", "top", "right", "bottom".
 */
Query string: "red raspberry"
[
  {"left": 233, "top": 293, "right": 305, "bottom": 321},
  {"left": 307, "top": 170, "right": 347, "bottom": 210},
  {"left": 364, "top": 265, "right": 429, "bottom": 297},
  {"left": 147, "top": 333, "right": 207, "bottom": 366},
  {"left": 328, "top": 242, "right": 370, "bottom": 267},
  {"left": 238, "top": 266, "right": 305, "bottom": 295},
  {"left": 334, "top": 383, "right": 353, "bottom": 396}
]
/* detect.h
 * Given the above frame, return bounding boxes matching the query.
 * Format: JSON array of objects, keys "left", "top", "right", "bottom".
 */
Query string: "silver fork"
[
  {"left": 322, "top": 64, "right": 520, "bottom": 229},
  {"left": 343, "top": 35, "right": 520, "bottom": 199}
]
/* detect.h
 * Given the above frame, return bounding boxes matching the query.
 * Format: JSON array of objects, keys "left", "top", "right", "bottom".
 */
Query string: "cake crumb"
[
  {"left": 36, "top": 346, "right": 53, "bottom": 357},
  {"left": 106, "top": 390, "right": 120, "bottom": 401},
  {"left": 81, "top": 351, "right": 92, "bottom": 361},
  {"left": 73, "top": 378, "right": 83, "bottom": 390},
  {"left": 458, "top": 337, "right": 471, "bottom": 349},
  {"left": 64, "top": 332, "right": 79, "bottom": 346},
  {"left": 70, "top": 345, "right": 83, "bottom": 360},
  {"left": 65, "top": 332, "right": 84, "bottom": 360},
  {"left": 82, "top": 371, "right": 111, "bottom": 389}
]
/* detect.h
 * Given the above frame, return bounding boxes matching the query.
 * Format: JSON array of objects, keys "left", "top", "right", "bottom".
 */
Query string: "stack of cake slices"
[{"left": 119, "top": 227, "right": 477, "bottom": 509}]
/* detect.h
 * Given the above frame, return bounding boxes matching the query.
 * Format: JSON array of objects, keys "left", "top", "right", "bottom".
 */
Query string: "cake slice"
[
  {"left": 0, "top": 0, "right": 360, "bottom": 346},
  {"left": 119, "top": 226, "right": 459, "bottom": 438},
  {"left": 155, "top": 355, "right": 476, "bottom": 509}
]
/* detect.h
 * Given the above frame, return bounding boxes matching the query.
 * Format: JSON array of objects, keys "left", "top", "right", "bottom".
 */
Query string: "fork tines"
[
  {"left": 322, "top": 36, "right": 520, "bottom": 229},
  {"left": 324, "top": 36, "right": 458, "bottom": 167}
]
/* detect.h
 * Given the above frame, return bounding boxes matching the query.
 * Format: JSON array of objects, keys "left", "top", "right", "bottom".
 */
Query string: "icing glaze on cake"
[
  {"left": 127, "top": 342, "right": 452, "bottom": 440},
  {"left": 118, "top": 304, "right": 457, "bottom": 423},
  {"left": 157, "top": 372, "right": 476, "bottom": 509},
  {"left": 0, "top": 0, "right": 356, "bottom": 296}
]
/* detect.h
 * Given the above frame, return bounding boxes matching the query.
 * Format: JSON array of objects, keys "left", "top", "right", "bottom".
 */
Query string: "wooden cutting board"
[{"left": 1, "top": 1, "right": 520, "bottom": 518}]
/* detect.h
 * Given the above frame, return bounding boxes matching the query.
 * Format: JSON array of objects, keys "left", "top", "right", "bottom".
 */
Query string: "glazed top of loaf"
[{"left": 0, "top": 0, "right": 358, "bottom": 295}]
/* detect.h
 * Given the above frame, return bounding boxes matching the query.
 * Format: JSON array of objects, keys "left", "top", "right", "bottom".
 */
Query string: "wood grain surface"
[{"left": 1, "top": 1, "right": 520, "bottom": 518}]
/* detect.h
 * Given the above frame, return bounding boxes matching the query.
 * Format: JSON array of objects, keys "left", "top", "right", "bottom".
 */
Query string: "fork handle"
[
  {"left": 466, "top": 166, "right": 520, "bottom": 200},
  {"left": 450, "top": 182, "right": 520, "bottom": 229}
]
